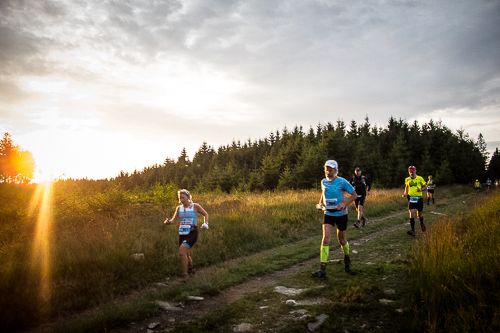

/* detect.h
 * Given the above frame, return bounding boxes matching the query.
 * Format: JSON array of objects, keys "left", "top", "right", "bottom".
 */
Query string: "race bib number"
[
  {"left": 409, "top": 196, "right": 419, "bottom": 203},
  {"left": 325, "top": 199, "right": 338, "bottom": 209},
  {"left": 179, "top": 225, "right": 191, "bottom": 235}
]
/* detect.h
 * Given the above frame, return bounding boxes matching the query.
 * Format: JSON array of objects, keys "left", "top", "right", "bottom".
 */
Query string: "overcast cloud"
[{"left": 1, "top": 0, "right": 499, "bottom": 181}]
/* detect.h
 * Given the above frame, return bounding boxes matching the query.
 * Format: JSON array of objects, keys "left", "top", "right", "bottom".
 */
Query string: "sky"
[{"left": 1, "top": 0, "right": 499, "bottom": 182}]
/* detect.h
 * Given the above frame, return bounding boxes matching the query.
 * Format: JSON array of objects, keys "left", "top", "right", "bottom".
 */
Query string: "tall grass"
[
  {"left": 407, "top": 191, "right": 500, "bottom": 332},
  {"left": 0, "top": 183, "right": 406, "bottom": 331}
]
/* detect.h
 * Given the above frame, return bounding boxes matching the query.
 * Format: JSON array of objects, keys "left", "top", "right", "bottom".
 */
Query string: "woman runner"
[{"left": 164, "top": 189, "right": 209, "bottom": 279}]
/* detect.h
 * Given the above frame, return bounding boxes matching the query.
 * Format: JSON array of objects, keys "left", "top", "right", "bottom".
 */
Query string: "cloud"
[{"left": 1, "top": 0, "right": 499, "bottom": 180}]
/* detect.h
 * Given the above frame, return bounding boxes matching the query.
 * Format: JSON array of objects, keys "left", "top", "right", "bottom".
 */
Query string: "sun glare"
[{"left": 29, "top": 181, "right": 54, "bottom": 310}]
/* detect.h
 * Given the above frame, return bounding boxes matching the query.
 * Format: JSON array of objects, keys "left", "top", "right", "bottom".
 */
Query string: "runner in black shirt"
[{"left": 351, "top": 167, "right": 371, "bottom": 228}]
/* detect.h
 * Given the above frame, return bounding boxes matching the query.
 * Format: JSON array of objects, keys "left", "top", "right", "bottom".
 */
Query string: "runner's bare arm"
[
  {"left": 316, "top": 193, "right": 324, "bottom": 210},
  {"left": 337, "top": 191, "right": 357, "bottom": 210},
  {"left": 402, "top": 184, "right": 409, "bottom": 197},
  {"left": 194, "top": 204, "right": 209, "bottom": 224},
  {"left": 164, "top": 206, "right": 179, "bottom": 224}
]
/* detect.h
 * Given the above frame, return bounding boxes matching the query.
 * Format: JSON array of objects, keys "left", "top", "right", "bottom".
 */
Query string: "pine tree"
[
  {"left": 0, "top": 133, "right": 35, "bottom": 184},
  {"left": 487, "top": 148, "right": 500, "bottom": 181}
]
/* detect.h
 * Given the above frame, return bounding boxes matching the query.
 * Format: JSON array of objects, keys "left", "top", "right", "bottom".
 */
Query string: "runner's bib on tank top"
[{"left": 178, "top": 204, "right": 197, "bottom": 235}]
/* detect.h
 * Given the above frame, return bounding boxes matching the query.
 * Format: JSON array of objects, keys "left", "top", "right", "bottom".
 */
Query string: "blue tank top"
[
  {"left": 321, "top": 177, "right": 355, "bottom": 217},
  {"left": 178, "top": 203, "right": 198, "bottom": 226}
]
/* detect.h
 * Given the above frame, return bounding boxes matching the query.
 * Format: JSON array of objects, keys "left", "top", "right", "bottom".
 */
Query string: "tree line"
[
  {"left": 2, "top": 116, "right": 498, "bottom": 189},
  {"left": 111, "top": 117, "right": 494, "bottom": 192}
]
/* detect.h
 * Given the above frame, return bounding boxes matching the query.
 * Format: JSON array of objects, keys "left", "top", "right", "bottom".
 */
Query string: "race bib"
[
  {"left": 325, "top": 199, "right": 337, "bottom": 209},
  {"left": 179, "top": 225, "right": 191, "bottom": 235},
  {"left": 409, "top": 196, "right": 419, "bottom": 203}
]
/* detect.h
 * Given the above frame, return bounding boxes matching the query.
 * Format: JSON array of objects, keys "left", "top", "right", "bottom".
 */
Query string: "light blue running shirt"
[{"left": 321, "top": 177, "right": 355, "bottom": 217}]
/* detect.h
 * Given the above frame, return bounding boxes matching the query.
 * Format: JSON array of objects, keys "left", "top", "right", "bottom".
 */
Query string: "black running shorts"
[
  {"left": 408, "top": 197, "right": 424, "bottom": 212},
  {"left": 323, "top": 214, "right": 348, "bottom": 231},
  {"left": 354, "top": 195, "right": 365, "bottom": 208},
  {"left": 179, "top": 226, "right": 198, "bottom": 248}
]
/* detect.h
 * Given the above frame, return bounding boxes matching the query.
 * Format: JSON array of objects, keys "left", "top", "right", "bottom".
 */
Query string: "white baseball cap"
[{"left": 324, "top": 160, "right": 338, "bottom": 169}]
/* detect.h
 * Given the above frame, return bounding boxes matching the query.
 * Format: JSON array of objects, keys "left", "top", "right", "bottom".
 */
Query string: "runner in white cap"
[{"left": 313, "top": 160, "right": 357, "bottom": 277}]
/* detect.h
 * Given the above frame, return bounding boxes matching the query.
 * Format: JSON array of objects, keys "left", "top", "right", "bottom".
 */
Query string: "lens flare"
[{"left": 29, "top": 181, "right": 54, "bottom": 312}]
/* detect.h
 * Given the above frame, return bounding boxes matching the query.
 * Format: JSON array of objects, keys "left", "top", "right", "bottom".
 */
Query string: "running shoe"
[
  {"left": 312, "top": 269, "right": 328, "bottom": 278},
  {"left": 362, "top": 217, "right": 367, "bottom": 227},
  {"left": 353, "top": 222, "right": 360, "bottom": 229},
  {"left": 188, "top": 266, "right": 196, "bottom": 275},
  {"left": 407, "top": 230, "right": 415, "bottom": 237},
  {"left": 420, "top": 222, "right": 426, "bottom": 232},
  {"left": 344, "top": 255, "right": 352, "bottom": 273}
]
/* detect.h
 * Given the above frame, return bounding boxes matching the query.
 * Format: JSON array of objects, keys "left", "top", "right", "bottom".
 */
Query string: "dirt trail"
[
  {"left": 31, "top": 211, "right": 408, "bottom": 333},
  {"left": 111, "top": 212, "right": 409, "bottom": 332}
]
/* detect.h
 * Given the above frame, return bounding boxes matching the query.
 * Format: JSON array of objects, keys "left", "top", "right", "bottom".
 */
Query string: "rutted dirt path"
[
  {"left": 110, "top": 211, "right": 409, "bottom": 332},
  {"left": 31, "top": 211, "right": 408, "bottom": 333}
]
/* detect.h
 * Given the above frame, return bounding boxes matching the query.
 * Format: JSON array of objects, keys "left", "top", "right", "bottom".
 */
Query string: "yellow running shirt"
[{"left": 405, "top": 176, "right": 426, "bottom": 197}]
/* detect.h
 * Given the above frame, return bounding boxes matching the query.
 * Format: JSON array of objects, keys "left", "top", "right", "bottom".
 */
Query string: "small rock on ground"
[
  {"left": 155, "top": 300, "right": 182, "bottom": 311},
  {"left": 148, "top": 322, "right": 160, "bottom": 329},
  {"left": 308, "top": 314, "right": 329, "bottom": 331},
  {"left": 187, "top": 296, "right": 204, "bottom": 300},
  {"left": 379, "top": 299, "right": 394, "bottom": 304},
  {"left": 234, "top": 323, "right": 252, "bottom": 332},
  {"left": 275, "top": 286, "right": 307, "bottom": 296}
]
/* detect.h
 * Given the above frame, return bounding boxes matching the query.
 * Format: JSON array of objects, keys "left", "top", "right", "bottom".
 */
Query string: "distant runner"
[
  {"left": 402, "top": 166, "right": 427, "bottom": 237},
  {"left": 486, "top": 178, "right": 492, "bottom": 192},
  {"left": 314, "top": 160, "right": 357, "bottom": 278},
  {"left": 475, "top": 179, "right": 481, "bottom": 194},
  {"left": 164, "top": 189, "right": 209, "bottom": 280},
  {"left": 351, "top": 167, "right": 371, "bottom": 228},
  {"left": 426, "top": 175, "right": 436, "bottom": 205}
]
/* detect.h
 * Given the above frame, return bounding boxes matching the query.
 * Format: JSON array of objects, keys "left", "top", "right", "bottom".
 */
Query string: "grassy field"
[
  {"left": 0, "top": 182, "right": 404, "bottom": 331},
  {"left": 0, "top": 182, "right": 498, "bottom": 332},
  {"left": 167, "top": 187, "right": 499, "bottom": 333},
  {"left": 408, "top": 189, "right": 500, "bottom": 332}
]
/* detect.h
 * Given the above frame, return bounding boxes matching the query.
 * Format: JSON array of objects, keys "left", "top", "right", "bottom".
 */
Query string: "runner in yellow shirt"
[
  {"left": 426, "top": 175, "right": 436, "bottom": 205},
  {"left": 402, "top": 166, "right": 427, "bottom": 237},
  {"left": 474, "top": 179, "right": 481, "bottom": 194}
]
